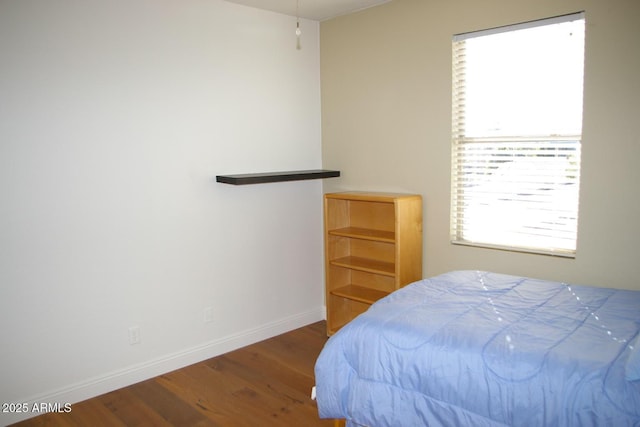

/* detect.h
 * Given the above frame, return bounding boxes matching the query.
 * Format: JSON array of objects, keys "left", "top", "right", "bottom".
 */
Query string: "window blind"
[{"left": 450, "top": 12, "right": 585, "bottom": 257}]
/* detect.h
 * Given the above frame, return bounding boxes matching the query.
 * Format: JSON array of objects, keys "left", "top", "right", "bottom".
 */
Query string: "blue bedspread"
[{"left": 315, "top": 271, "right": 640, "bottom": 426}]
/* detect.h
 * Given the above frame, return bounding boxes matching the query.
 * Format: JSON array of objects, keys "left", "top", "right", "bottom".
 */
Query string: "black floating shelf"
[{"left": 216, "top": 169, "right": 340, "bottom": 185}]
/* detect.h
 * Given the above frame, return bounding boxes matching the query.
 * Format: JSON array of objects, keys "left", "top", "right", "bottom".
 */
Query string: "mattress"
[{"left": 315, "top": 270, "right": 640, "bottom": 426}]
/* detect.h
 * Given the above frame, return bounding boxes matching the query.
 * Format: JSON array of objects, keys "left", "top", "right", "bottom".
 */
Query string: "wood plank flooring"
[{"left": 12, "top": 321, "right": 336, "bottom": 427}]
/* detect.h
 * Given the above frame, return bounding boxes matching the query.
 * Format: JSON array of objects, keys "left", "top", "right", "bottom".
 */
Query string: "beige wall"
[{"left": 320, "top": 0, "right": 640, "bottom": 290}]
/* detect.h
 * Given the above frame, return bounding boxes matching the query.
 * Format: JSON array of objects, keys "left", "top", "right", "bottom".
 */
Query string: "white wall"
[
  {"left": 0, "top": 0, "right": 323, "bottom": 423},
  {"left": 321, "top": 0, "right": 640, "bottom": 290}
]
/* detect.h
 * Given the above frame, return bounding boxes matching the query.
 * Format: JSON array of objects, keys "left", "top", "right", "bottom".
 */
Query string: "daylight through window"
[{"left": 450, "top": 12, "right": 585, "bottom": 257}]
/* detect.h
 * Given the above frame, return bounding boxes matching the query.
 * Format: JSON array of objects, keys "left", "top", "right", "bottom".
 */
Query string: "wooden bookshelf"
[{"left": 324, "top": 192, "right": 423, "bottom": 335}]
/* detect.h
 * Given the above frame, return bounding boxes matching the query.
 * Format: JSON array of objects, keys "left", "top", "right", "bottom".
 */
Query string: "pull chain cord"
[{"left": 295, "top": 0, "right": 301, "bottom": 50}]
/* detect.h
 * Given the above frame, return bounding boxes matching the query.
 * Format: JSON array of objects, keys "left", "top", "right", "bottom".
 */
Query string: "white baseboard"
[{"left": 1, "top": 307, "right": 325, "bottom": 426}]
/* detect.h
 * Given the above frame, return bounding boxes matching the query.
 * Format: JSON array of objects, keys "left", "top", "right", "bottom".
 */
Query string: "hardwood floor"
[{"left": 12, "top": 321, "right": 337, "bottom": 427}]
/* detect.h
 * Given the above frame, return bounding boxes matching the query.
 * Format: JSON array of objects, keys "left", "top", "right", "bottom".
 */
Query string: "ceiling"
[{"left": 224, "top": 0, "right": 392, "bottom": 21}]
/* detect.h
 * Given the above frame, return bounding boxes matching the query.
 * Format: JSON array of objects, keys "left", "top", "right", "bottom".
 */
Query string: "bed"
[{"left": 314, "top": 270, "right": 640, "bottom": 426}]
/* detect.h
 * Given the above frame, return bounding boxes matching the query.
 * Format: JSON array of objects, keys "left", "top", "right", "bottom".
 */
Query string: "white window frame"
[{"left": 450, "top": 12, "right": 585, "bottom": 257}]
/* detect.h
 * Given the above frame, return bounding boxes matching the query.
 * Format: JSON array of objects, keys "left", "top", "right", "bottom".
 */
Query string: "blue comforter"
[{"left": 315, "top": 271, "right": 640, "bottom": 426}]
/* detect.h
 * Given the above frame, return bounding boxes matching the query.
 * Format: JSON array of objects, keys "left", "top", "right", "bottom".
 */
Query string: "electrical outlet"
[
  {"left": 203, "top": 307, "right": 213, "bottom": 323},
  {"left": 128, "top": 326, "right": 141, "bottom": 345}
]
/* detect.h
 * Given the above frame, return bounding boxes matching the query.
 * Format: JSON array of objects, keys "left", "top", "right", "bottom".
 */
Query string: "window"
[{"left": 450, "top": 12, "right": 585, "bottom": 257}]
